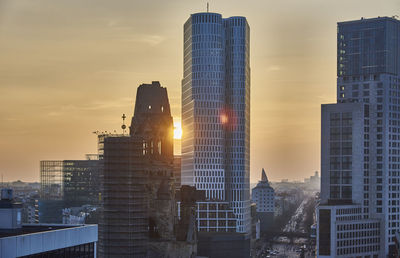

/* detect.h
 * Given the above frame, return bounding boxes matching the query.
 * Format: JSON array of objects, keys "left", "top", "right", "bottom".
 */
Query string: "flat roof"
[
  {"left": 0, "top": 224, "right": 87, "bottom": 238},
  {"left": 0, "top": 224, "right": 97, "bottom": 258},
  {"left": 338, "top": 16, "right": 399, "bottom": 25}
]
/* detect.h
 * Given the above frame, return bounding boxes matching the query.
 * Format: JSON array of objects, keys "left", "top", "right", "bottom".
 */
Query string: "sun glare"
[{"left": 174, "top": 121, "right": 182, "bottom": 139}]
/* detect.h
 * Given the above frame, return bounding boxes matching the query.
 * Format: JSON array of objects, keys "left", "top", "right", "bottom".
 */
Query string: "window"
[{"left": 158, "top": 141, "right": 162, "bottom": 154}]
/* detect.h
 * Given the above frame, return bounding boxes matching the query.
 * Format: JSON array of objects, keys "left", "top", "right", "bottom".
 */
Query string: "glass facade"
[
  {"left": 336, "top": 17, "right": 400, "bottom": 253},
  {"left": 182, "top": 12, "right": 251, "bottom": 233},
  {"left": 39, "top": 159, "right": 102, "bottom": 223},
  {"left": 63, "top": 160, "right": 101, "bottom": 207},
  {"left": 338, "top": 17, "right": 400, "bottom": 77},
  {"left": 328, "top": 112, "right": 353, "bottom": 200},
  {"left": 319, "top": 17, "right": 400, "bottom": 257},
  {"left": 40, "top": 161, "right": 63, "bottom": 200}
]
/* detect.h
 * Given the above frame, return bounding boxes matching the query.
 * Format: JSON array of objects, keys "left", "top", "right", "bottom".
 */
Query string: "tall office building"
[
  {"left": 182, "top": 12, "right": 251, "bottom": 233},
  {"left": 317, "top": 17, "right": 400, "bottom": 257}
]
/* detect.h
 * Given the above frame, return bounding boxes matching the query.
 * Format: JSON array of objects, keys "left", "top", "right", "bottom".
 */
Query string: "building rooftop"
[
  {"left": 0, "top": 224, "right": 97, "bottom": 258},
  {"left": 253, "top": 168, "right": 274, "bottom": 190},
  {"left": 0, "top": 224, "right": 89, "bottom": 239},
  {"left": 338, "top": 16, "right": 399, "bottom": 25}
]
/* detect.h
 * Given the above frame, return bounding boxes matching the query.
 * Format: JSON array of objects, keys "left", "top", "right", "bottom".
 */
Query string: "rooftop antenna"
[
  {"left": 207, "top": 2, "right": 209, "bottom": 12},
  {"left": 121, "top": 114, "right": 127, "bottom": 135}
]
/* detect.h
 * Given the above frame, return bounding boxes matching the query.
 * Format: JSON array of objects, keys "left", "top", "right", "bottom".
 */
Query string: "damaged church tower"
[{"left": 99, "top": 81, "right": 197, "bottom": 258}]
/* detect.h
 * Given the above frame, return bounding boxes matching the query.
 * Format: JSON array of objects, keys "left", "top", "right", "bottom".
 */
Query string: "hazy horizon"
[{"left": 0, "top": 0, "right": 399, "bottom": 183}]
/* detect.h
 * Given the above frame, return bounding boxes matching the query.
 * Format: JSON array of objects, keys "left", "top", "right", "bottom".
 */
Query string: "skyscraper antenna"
[{"left": 207, "top": 2, "right": 209, "bottom": 12}]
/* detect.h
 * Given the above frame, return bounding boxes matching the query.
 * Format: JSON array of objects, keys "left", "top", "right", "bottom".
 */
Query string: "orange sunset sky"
[{"left": 0, "top": 0, "right": 399, "bottom": 182}]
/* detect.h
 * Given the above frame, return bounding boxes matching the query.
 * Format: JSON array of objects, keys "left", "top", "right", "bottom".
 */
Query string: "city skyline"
[{"left": 1, "top": 0, "right": 399, "bottom": 183}]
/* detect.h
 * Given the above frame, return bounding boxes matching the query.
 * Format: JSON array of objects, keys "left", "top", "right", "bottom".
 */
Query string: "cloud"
[
  {"left": 41, "top": 98, "right": 132, "bottom": 117},
  {"left": 267, "top": 65, "right": 282, "bottom": 71},
  {"left": 122, "top": 34, "right": 166, "bottom": 46}
]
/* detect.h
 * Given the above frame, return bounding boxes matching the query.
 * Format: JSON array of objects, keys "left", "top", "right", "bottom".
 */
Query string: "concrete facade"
[
  {"left": 0, "top": 224, "right": 98, "bottom": 258},
  {"left": 317, "top": 17, "right": 400, "bottom": 257}
]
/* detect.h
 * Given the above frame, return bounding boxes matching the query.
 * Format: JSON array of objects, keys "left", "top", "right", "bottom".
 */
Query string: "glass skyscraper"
[
  {"left": 318, "top": 17, "right": 400, "bottom": 257},
  {"left": 182, "top": 12, "right": 251, "bottom": 233}
]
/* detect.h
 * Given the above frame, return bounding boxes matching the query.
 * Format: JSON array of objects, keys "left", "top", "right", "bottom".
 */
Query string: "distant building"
[
  {"left": 40, "top": 161, "right": 64, "bottom": 201},
  {"left": 252, "top": 169, "right": 275, "bottom": 233},
  {"left": 63, "top": 159, "right": 101, "bottom": 207},
  {"left": 21, "top": 193, "right": 39, "bottom": 224},
  {"left": 39, "top": 157, "right": 102, "bottom": 223},
  {"left": 62, "top": 205, "right": 98, "bottom": 225},
  {"left": 0, "top": 189, "right": 97, "bottom": 258},
  {"left": 39, "top": 161, "right": 64, "bottom": 223},
  {"left": 304, "top": 171, "right": 320, "bottom": 190}
]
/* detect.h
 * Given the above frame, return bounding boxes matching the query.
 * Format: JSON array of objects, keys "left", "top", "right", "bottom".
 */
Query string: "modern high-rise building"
[
  {"left": 317, "top": 16, "right": 400, "bottom": 257},
  {"left": 182, "top": 12, "right": 251, "bottom": 234}
]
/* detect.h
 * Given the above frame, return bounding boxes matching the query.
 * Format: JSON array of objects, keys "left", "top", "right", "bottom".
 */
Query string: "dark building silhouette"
[
  {"left": 99, "top": 82, "right": 196, "bottom": 258},
  {"left": 63, "top": 159, "right": 101, "bottom": 207},
  {"left": 173, "top": 155, "right": 182, "bottom": 189}
]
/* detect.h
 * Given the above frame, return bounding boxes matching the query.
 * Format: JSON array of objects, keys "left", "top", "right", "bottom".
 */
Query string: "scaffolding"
[
  {"left": 40, "top": 161, "right": 63, "bottom": 200},
  {"left": 98, "top": 136, "right": 149, "bottom": 257}
]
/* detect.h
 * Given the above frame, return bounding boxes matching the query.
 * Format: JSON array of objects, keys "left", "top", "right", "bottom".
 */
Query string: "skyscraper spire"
[{"left": 261, "top": 168, "right": 268, "bottom": 182}]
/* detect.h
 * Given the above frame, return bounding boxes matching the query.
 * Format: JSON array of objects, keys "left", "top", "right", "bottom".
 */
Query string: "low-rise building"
[{"left": 0, "top": 189, "right": 98, "bottom": 258}]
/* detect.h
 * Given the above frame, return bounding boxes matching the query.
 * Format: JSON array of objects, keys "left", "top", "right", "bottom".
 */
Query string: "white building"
[
  {"left": 317, "top": 16, "right": 400, "bottom": 257},
  {"left": 252, "top": 169, "right": 275, "bottom": 232},
  {"left": 181, "top": 12, "right": 251, "bottom": 233},
  {"left": 252, "top": 169, "right": 275, "bottom": 213}
]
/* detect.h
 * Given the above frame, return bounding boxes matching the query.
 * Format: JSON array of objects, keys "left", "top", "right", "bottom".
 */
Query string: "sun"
[{"left": 174, "top": 121, "right": 182, "bottom": 139}]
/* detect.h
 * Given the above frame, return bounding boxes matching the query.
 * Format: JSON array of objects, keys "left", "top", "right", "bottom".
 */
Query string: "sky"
[{"left": 0, "top": 0, "right": 399, "bottom": 183}]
